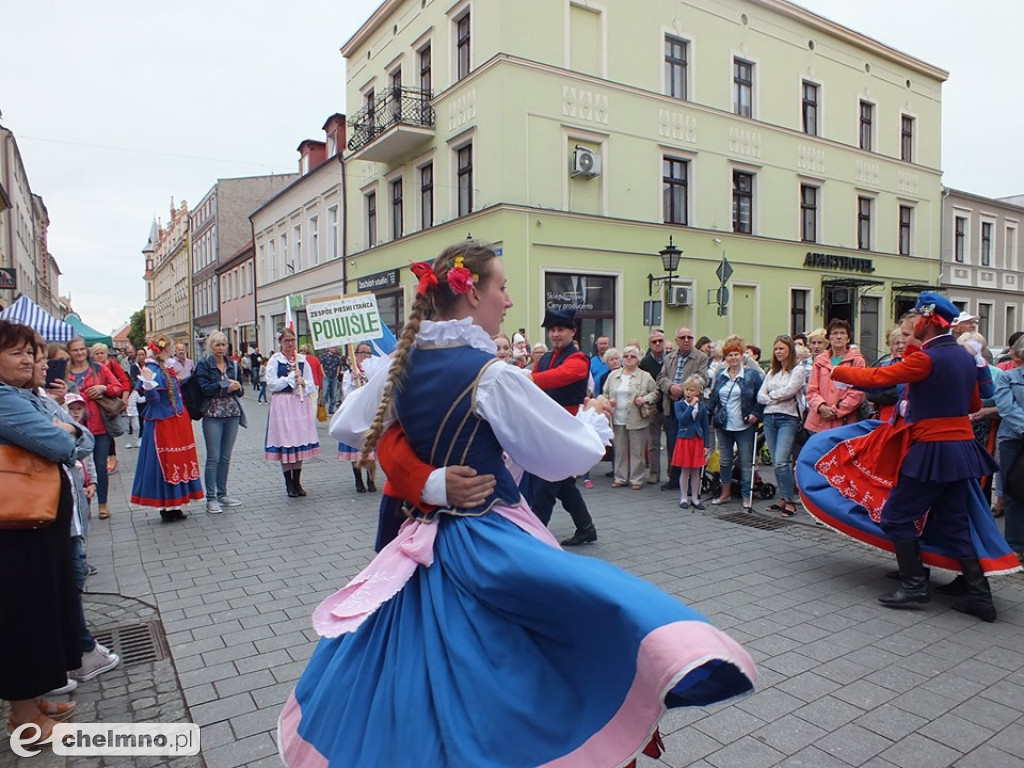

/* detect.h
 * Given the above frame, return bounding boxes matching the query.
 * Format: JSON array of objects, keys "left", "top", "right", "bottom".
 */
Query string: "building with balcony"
[
  {"left": 190, "top": 173, "right": 299, "bottom": 358},
  {"left": 340, "top": 0, "right": 948, "bottom": 360},
  {"left": 942, "top": 189, "right": 1024, "bottom": 348},
  {"left": 253, "top": 114, "right": 346, "bottom": 352}
]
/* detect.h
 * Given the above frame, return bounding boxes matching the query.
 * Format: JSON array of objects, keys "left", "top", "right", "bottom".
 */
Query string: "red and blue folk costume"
[
  {"left": 797, "top": 336, "right": 1020, "bottom": 575},
  {"left": 279, "top": 321, "right": 756, "bottom": 767}
]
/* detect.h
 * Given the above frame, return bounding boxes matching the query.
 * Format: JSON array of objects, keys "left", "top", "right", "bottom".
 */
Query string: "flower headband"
[
  {"left": 146, "top": 337, "right": 169, "bottom": 354},
  {"left": 410, "top": 256, "right": 479, "bottom": 296}
]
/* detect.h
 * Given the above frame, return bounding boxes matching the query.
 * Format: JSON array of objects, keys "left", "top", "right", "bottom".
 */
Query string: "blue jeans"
[
  {"left": 999, "top": 436, "right": 1024, "bottom": 552},
  {"left": 716, "top": 426, "right": 756, "bottom": 502},
  {"left": 202, "top": 416, "right": 240, "bottom": 499},
  {"left": 322, "top": 376, "right": 340, "bottom": 413},
  {"left": 257, "top": 382, "right": 268, "bottom": 402},
  {"left": 72, "top": 536, "right": 97, "bottom": 653},
  {"left": 763, "top": 412, "right": 799, "bottom": 502},
  {"left": 93, "top": 433, "right": 112, "bottom": 504}
]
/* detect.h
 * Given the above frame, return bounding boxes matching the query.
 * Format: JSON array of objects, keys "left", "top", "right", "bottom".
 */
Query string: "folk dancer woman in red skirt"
[{"left": 129, "top": 338, "right": 203, "bottom": 522}]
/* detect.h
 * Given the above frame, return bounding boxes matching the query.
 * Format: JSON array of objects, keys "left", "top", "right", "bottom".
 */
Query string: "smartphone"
[{"left": 46, "top": 359, "right": 68, "bottom": 387}]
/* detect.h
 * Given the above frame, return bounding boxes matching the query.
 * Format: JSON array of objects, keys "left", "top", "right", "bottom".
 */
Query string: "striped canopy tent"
[
  {"left": 64, "top": 313, "right": 113, "bottom": 347},
  {"left": 0, "top": 295, "right": 76, "bottom": 342}
]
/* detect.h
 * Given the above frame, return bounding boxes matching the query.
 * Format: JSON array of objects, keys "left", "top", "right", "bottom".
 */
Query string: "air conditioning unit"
[
  {"left": 571, "top": 146, "right": 601, "bottom": 178},
  {"left": 667, "top": 285, "right": 693, "bottom": 307}
]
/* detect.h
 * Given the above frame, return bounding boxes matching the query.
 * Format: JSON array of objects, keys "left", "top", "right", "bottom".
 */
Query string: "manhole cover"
[
  {"left": 93, "top": 621, "right": 167, "bottom": 666},
  {"left": 718, "top": 512, "right": 788, "bottom": 531}
]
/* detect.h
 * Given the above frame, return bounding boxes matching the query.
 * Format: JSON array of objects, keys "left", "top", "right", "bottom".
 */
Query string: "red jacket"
[{"left": 72, "top": 363, "right": 125, "bottom": 436}]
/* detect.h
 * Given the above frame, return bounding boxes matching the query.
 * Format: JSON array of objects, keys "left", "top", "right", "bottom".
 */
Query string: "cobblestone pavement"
[{"left": 4, "top": 389, "right": 1023, "bottom": 768}]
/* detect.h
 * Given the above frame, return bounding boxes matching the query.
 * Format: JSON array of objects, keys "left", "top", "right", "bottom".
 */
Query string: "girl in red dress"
[{"left": 672, "top": 375, "right": 711, "bottom": 509}]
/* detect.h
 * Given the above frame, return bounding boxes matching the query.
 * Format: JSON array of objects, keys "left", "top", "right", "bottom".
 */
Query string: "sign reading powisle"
[{"left": 307, "top": 293, "right": 383, "bottom": 350}]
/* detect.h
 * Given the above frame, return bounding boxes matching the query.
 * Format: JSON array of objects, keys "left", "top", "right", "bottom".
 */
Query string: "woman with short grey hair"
[{"left": 195, "top": 330, "right": 244, "bottom": 513}]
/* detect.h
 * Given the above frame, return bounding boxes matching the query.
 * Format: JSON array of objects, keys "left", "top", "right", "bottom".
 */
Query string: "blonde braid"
[{"left": 360, "top": 293, "right": 431, "bottom": 465}]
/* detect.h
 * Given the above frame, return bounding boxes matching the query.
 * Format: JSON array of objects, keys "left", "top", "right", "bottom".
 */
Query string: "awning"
[
  {"left": 0, "top": 295, "right": 76, "bottom": 342},
  {"left": 64, "top": 313, "right": 114, "bottom": 347},
  {"left": 821, "top": 276, "right": 885, "bottom": 289},
  {"left": 891, "top": 283, "right": 944, "bottom": 295}
]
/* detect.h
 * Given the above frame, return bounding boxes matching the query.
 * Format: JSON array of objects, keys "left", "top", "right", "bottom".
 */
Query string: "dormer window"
[
  {"left": 300, "top": 154, "right": 310, "bottom": 175},
  {"left": 327, "top": 132, "right": 337, "bottom": 157}
]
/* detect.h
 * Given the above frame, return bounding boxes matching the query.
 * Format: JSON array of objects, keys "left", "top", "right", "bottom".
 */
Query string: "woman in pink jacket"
[{"left": 804, "top": 319, "right": 866, "bottom": 434}]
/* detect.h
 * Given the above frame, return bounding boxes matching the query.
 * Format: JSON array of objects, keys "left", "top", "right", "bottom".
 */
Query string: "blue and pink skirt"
[{"left": 279, "top": 504, "right": 756, "bottom": 767}]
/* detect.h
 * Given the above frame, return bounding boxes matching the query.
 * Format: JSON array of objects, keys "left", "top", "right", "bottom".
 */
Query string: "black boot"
[
  {"left": 560, "top": 525, "right": 597, "bottom": 546},
  {"left": 293, "top": 468, "right": 307, "bottom": 497},
  {"left": 285, "top": 470, "right": 299, "bottom": 498},
  {"left": 952, "top": 558, "right": 996, "bottom": 622},
  {"left": 935, "top": 575, "right": 968, "bottom": 595},
  {"left": 353, "top": 465, "right": 366, "bottom": 493},
  {"left": 159, "top": 509, "right": 175, "bottom": 523},
  {"left": 879, "top": 540, "right": 930, "bottom": 608},
  {"left": 886, "top": 566, "right": 931, "bottom": 581},
  {"left": 366, "top": 472, "right": 376, "bottom": 493}
]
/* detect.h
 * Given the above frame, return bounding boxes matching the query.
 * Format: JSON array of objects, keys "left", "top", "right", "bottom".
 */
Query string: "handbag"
[
  {"left": 96, "top": 395, "right": 127, "bottom": 437},
  {"left": 0, "top": 443, "right": 61, "bottom": 529},
  {"left": 317, "top": 398, "right": 328, "bottom": 423}
]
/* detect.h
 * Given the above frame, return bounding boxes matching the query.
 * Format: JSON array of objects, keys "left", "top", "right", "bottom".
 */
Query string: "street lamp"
[{"left": 647, "top": 236, "right": 683, "bottom": 296}]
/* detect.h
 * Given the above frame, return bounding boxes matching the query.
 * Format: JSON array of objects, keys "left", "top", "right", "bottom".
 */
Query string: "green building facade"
[{"left": 341, "top": 0, "right": 947, "bottom": 360}]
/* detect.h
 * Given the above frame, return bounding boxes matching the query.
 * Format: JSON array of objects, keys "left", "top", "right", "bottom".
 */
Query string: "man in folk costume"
[
  {"left": 522, "top": 308, "right": 600, "bottom": 546},
  {"left": 830, "top": 292, "right": 999, "bottom": 620}
]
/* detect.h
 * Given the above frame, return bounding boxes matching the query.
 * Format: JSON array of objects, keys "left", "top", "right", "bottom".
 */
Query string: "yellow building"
[{"left": 341, "top": 0, "right": 946, "bottom": 360}]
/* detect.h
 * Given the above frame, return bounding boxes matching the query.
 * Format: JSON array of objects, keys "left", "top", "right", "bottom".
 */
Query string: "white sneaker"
[
  {"left": 217, "top": 496, "right": 242, "bottom": 507},
  {"left": 73, "top": 645, "right": 120, "bottom": 682},
  {"left": 46, "top": 677, "right": 78, "bottom": 695},
  {"left": 206, "top": 500, "right": 223, "bottom": 514}
]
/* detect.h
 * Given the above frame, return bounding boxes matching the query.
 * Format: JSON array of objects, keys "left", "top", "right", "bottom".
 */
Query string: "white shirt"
[{"left": 331, "top": 318, "right": 609, "bottom": 504}]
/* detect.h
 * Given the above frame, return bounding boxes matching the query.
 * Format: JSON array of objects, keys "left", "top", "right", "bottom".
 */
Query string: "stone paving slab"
[{"left": 4, "top": 390, "right": 1022, "bottom": 768}]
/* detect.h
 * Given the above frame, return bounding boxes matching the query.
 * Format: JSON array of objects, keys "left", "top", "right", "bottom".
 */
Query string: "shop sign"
[
  {"left": 356, "top": 269, "right": 400, "bottom": 292},
  {"left": 306, "top": 293, "right": 384, "bottom": 350},
  {"left": 804, "top": 252, "right": 875, "bottom": 273},
  {"left": 0, "top": 268, "right": 15, "bottom": 290}
]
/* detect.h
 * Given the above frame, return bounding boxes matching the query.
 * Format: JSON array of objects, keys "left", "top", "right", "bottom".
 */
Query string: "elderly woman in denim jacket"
[
  {"left": 601, "top": 345, "right": 659, "bottom": 489},
  {"left": 994, "top": 335, "right": 1024, "bottom": 558},
  {"left": 0, "top": 321, "right": 81, "bottom": 745},
  {"left": 709, "top": 342, "right": 764, "bottom": 511}
]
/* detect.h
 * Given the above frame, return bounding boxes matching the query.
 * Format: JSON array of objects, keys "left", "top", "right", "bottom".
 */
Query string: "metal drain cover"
[
  {"left": 92, "top": 621, "right": 167, "bottom": 666},
  {"left": 718, "top": 511, "right": 788, "bottom": 531}
]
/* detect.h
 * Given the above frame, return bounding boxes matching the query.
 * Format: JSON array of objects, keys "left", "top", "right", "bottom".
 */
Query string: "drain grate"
[
  {"left": 718, "top": 511, "right": 788, "bottom": 531},
  {"left": 93, "top": 621, "right": 167, "bottom": 666}
]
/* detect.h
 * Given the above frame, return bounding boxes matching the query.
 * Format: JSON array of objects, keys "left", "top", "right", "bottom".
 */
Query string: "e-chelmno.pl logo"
[{"left": 9, "top": 722, "right": 200, "bottom": 758}]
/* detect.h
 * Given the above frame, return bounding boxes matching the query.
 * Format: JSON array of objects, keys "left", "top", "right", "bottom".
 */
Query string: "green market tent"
[{"left": 64, "top": 313, "right": 114, "bottom": 347}]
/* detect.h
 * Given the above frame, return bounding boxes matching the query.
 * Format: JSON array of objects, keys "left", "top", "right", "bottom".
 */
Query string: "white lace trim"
[{"left": 417, "top": 318, "right": 496, "bottom": 354}]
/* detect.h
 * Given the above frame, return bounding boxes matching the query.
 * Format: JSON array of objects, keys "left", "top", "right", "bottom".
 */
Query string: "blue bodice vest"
[
  {"left": 275, "top": 358, "right": 305, "bottom": 394},
  {"left": 394, "top": 345, "right": 521, "bottom": 515},
  {"left": 138, "top": 362, "right": 183, "bottom": 420}
]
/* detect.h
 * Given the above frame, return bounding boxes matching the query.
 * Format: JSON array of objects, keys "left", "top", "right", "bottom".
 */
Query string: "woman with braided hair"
[
  {"left": 129, "top": 338, "right": 203, "bottom": 522},
  {"left": 279, "top": 241, "right": 756, "bottom": 768}
]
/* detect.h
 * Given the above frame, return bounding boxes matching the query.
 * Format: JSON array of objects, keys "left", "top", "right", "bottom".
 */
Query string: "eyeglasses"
[
  {"left": 676, "top": 335, "right": 693, "bottom": 340},
  {"left": 775, "top": 334, "right": 792, "bottom": 341},
  {"left": 650, "top": 339, "right": 665, "bottom": 343}
]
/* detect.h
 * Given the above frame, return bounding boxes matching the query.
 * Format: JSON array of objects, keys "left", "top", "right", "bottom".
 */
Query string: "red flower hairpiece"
[
  {"left": 410, "top": 262, "right": 438, "bottom": 295},
  {"left": 446, "top": 256, "right": 477, "bottom": 295}
]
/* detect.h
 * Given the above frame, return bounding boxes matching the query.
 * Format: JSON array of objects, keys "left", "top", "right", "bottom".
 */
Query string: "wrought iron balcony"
[{"left": 347, "top": 86, "right": 435, "bottom": 162}]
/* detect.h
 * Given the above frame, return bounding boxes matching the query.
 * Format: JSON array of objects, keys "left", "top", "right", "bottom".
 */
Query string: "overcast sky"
[{"left": 2, "top": 0, "right": 1021, "bottom": 335}]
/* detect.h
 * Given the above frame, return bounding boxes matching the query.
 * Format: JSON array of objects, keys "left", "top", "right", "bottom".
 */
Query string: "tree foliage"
[{"left": 128, "top": 308, "right": 146, "bottom": 350}]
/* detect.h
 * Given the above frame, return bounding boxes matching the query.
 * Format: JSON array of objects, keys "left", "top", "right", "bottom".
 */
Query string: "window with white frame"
[
  {"left": 899, "top": 205, "right": 913, "bottom": 256},
  {"left": 900, "top": 115, "right": 914, "bottom": 163},
  {"left": 457, "top": 144, "right": 473, "bottom": 217},
  {"left": 366, "top": 192, "right": 377, "bottom": 247},
  {"left": 665, "top": 35, "right": 688, "bottom": 100},
  {"left": 280, "top": 234, "right": 288, "bottom": 275},
  {"left": 802, "top": 81, "right": 818, "bottom": 136},
  {"left": 790, "top": 289, "right": 810, "bottom": 335},
  {"left": 270, "top": 239, "right": 277, "bottom": 280},
  {"left": 859, "top": 100, "right": 874, "bottom": 151},
  {"left": 662, "top": 156, "right": 688, "bottom": 225},
  {"left": 391, "top": 178, "right": 403, "bottom": 239},
  {"left": 978, "top": 302, "right": 992, "bottom": 340},
  {"left": 328, "top": 206, "right": 339, "bottom": 260},
  {"left": 294, "top": 224, "right": 302, "bottom": 272},
  {"left": 258, "top": 244, "right": 266, "bottom": 283},
  {"left": 309, "top": 215, "right": 319, "bottom": 265},
  {"left": 1006, "top": 224, "right": 1018, "bottom": 271},
  {"left": 800, "top": 184, "right": 818, "bottom": 243},
  {"left": 734, "top": 58, "right": 753, "bottom": 117},
  {"left": 732, "top": 170, "right": 753, "bottom": 234},
  {"left": 954, "top": 216, "right": 967, "bottom": 263},
  {"left": 455, "top": 10, "right": 471, "bottom": 81},
  {"left": 857, "top": 196, "right": 872, "bottom": 250},
  {"left": 981, "top": 221, "right": 993, "bottom": 266},
  {"left": 421, "top": 163, "right": 434, "bottom": 229}
]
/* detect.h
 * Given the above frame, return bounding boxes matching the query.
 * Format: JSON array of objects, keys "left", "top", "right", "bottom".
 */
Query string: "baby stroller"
[{"left": 700, "top": 431, "right": 777, "bottom": 502}]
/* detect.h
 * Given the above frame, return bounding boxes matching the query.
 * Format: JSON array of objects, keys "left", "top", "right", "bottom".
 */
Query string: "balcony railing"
[{"left": 347, "top": 86, "right": 435, "bottom": 156}]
